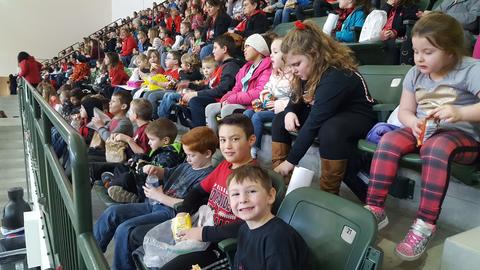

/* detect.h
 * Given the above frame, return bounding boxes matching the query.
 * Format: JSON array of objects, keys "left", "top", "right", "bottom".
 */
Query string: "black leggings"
[{"left": 271, "top": 110, "right": 375, "bottom": 160}]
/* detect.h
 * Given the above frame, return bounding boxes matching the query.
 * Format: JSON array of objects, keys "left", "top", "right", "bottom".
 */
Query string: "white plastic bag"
[
  {"left": 143, "top": 205, "right": 215, "bottom": 268},
  {"left": 359, "top": 10, "right": 387, "bottom": 43},
  {"left": 323, "top": 13, "right": 339, "bottom": 35}
]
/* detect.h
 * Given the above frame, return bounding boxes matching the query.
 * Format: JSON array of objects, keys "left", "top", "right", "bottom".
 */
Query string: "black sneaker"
[{"left": 101, "top": 172, "right": 114, "bottom": 187}]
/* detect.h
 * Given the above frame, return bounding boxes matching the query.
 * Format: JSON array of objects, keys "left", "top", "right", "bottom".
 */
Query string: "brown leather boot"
[
  {"left": 319, "top": 158, "right": 348, "bottom": 195},
  {"left": 271, "top": 142, "right": 290, "bottom": 169}
]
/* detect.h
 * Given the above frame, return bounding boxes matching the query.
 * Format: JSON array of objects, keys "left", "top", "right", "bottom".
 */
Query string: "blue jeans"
[
  {"left": 93, "top": 203, "right": 176, "bottom": 270},
  {"left": 144, "top": 90, "right": 173, "bottom": 119},
  {"left": 243, "top": 109, "right": 275, "bottom": 149},
  {"left": 158, "top": 92, "right": 181, "bottom": 118},
  {"left": 273, "top": 6, "right": 306, "bottom": 26}
]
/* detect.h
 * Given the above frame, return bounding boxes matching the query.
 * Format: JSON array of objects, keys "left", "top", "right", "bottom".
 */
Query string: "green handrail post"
[{"left": 19, "top": 78, "right": 109, "bottom": 269}]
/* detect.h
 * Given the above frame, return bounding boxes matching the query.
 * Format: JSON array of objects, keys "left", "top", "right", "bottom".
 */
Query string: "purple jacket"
[{"left": 220, "top": 57, "right": 272, "bottom": 109}]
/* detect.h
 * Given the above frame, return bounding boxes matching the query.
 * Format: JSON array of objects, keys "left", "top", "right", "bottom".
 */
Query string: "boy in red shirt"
[
  {"left": 129, "top": 114, "right": 257, "bottom": 269},
  {"left": 113, "top": 98, "right": 153, "bottom": 155}
]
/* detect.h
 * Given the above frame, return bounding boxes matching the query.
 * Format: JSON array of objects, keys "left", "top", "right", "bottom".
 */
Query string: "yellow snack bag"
[
  {"left": 171, "top": 213, "right": 192, "bottom": 242},
  {"left": 142, "top": 74, "right": 170, "bottom": 91}
]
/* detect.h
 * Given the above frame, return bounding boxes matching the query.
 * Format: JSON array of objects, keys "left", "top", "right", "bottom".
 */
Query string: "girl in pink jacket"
[
  {"left": 205, "top": 34, "right": 273, "bottom": 132},
  {"left": 473, "top": 38, "right": 480, "bottom": 59}
]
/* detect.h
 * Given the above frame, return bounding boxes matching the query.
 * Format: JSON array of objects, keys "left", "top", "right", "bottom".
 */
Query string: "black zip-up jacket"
[{"left": 197, "top": 57, "right": 244, "bottom": 99}]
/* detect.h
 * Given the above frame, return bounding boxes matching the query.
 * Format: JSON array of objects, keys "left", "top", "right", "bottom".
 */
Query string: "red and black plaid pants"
[{"left": 366, "top": 128, "right": 479, "bottom": 224}]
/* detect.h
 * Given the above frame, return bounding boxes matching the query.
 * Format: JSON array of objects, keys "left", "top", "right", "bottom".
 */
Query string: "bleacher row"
[{"left": 26, "top": 0, "right": 480, "bottom": 269}]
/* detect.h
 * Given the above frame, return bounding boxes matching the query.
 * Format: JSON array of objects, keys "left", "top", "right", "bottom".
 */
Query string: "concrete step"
[
  {"left": 0, "top": 149, "right": 24, "bottom": 159},
  {"left": 0, "top": 141, "right": 24, "bottom": 150},
  {"left": 0, "top": 177, "right": 28, "bottom": 186},
  {"left": 0, "top": 118, "right": 21, "bottom": 127},
  {"left": 0, "top": 158, "right": 27, "bottom": 168},
  {"left": 0, "top": 167, "right": 26, "bottom": 180},
  {"left": 0, "top": 130, "right": 23, "bottom": 139}
]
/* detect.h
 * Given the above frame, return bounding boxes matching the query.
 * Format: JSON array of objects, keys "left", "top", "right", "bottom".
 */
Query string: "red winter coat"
[
  {"left": 18, "top": 56, "right": 42, "bottom": 85},
  {"left": 121, "top": 34, "right": 137, "bottom": 57},
  {"left": 166, "top": 15, "right": 182, "bottom": 34},
  {"left": 109, "top": 63, "right": 129, "bottom": 86}
]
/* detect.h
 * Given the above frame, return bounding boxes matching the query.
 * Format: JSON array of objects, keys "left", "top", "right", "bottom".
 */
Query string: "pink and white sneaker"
[
  {"left": 364, "top": 205, "right": 389, "bottom": 230},
  {"left": 395, "top": 218, "right": 436, "bottom": 261}
]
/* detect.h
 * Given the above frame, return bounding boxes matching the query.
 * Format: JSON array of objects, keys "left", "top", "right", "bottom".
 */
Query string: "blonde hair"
[
  {"left": 281, "top": 20, "right": 357, "bottom": 103},
  {"left": 412, "top": 12, "right": 466, "bottom": 72},
  {"left": 181, "top": 52, "right": 201, "bottom": 69},
  {"left": 202, "top": 55, "right": 217, "bottom": 66}
]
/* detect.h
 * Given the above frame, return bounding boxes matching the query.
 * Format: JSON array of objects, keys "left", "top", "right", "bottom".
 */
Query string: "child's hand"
[
  {"left": 284, "top": 112, "right": 300, "bottom": 132},
  {"left": 91, "top": 116, "right": 105, "bottom": 129},
  {"left": 263, "top": 5, "right": 274, "bottom": 13},
  {"left": 143, "top": 164, "right": 161, "bottom": 175},
  {"left": 429, "top": 105, "right": 462, "bottom": 123},
  {"left": 410, "top": 118, "right": 425, "bottom": 139},
  {"left": 115, "top": 133, "right": 131, "bottom": 143},
  {"left": 264, "top": 100, "right": 275, "bottom": 109},
  {"left": 182, "top": 92, "right": 198, "bottom": 103},
  {"left": 176, "top": 80, "right": 190, "bottom": 90},
  {"left": 176, "top": 226, "right": 203, "bottom": 241},
  {"left": 143, "top": 184, "right": 164, "bottom": 201},
  {"left": 259, "top": 89, "right": 271, "bottom": 96},
  {"left": 153, "top": 81, "right": 170, "bottom": 88},
  {"left": 274, "top": 160, "right": 295, "bottom": 176},
  {"left": 274, "top": 100, "right": 289, "bottom": 114},
  {"left": 150, "top": 63, "right": 160, "bottom": 72}
]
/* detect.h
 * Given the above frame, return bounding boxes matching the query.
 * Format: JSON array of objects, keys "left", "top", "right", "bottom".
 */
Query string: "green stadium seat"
[
  {"left": 220, "top": 187, "right": 382, "bottom": 269},
  {"left": 357, "top": 65, "right": 480, "bottom": 186}
]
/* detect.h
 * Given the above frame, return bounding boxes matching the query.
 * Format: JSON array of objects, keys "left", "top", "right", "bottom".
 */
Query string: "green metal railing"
[{"left": 18, "top": 78, "right": 109, "bottom": 269}]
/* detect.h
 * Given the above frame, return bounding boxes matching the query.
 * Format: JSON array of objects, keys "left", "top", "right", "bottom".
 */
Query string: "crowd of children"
[{"left": 16, "top": 0, "right": 480, "bottom": 268}]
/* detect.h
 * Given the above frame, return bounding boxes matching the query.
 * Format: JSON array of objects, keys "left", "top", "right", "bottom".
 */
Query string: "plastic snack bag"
[
  {"left": 417, "top": 117, "right": 439, "bottom": 146},
  {"left": 143, "top": 205, "right": 214, "bottom": 268},
  {"left": 171, "top": 213, "right": 192, "bottom": 242}
]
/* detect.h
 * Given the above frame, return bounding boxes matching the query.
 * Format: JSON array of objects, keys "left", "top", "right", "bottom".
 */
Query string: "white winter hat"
[{"left": 244, "top": 34, "right": 270, "bottom": 56}]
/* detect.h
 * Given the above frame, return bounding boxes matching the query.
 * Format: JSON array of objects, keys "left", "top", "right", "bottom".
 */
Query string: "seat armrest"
[
  {"left": 173, "top": 201, "right": 183, "bottom": 212},
  {"left": 218, "top": 238, "right": 238, "bottom": 267},
  {"left": 218, "top": 238, "right": 238, "bottom": 253},
  {"left": 403, "top": 19, "right": 416, "bottom": 26},
  {"left": 372, "top": 103, "right": 397, "bottom": 122},
  {"left": 372, "top": 103, "right": 397, "bottom": 112}
]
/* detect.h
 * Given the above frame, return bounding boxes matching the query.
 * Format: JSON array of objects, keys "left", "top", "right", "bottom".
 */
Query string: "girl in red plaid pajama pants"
[{"left": 365, "top": 12, "right": 480, "bottom": 261}]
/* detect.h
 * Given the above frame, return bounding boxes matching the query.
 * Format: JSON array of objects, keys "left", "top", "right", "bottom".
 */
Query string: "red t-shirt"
[
  {"left": 133, "top": 123, "right": 150, "bottom": 153},
  {"left": 200, "top": 160, "right": 241, "bottom": 225},
  {"left": 164, "top": 68, "right": 180, "bottom": 81}
]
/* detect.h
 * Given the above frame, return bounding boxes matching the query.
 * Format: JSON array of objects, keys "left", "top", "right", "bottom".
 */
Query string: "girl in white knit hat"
[{"left": 205, "top": 33, "right": 273, "bottom": 132}]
